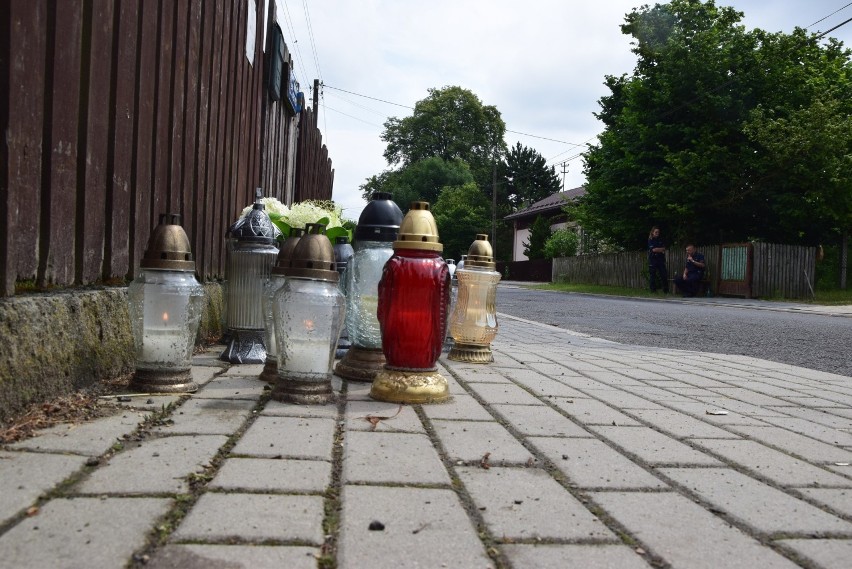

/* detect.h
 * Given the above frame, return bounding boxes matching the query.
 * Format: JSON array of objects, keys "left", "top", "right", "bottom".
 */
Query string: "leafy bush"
[{"left": 543, "top": 228, "right": 579, "bottom": 259}]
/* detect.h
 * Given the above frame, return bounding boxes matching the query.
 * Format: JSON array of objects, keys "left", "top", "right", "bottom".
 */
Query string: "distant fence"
[
  {"left": 497, "top": 260, "right": 553, "bottom": 282},
  {"left": 553, "top": 243, "right": 816, "bottom": 299},
  {"left": 1, "top": 0, "right": 333, "bottom": 296}
]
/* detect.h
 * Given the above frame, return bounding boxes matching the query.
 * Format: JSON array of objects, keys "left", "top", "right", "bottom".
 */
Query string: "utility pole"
[
  {"left": 313, "top": 79, "right": 320, "bottom": 127},
  {"left": 492, "top": 162, "right": 498, "bottom": 260},
  {"left": 560, "top": 162, "right": 569, "bottom": 191}
]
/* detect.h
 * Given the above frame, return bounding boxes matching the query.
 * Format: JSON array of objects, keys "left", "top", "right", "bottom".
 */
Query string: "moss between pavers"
[{"left": 0, "top": 283, "right": 224, "bottom": 424}]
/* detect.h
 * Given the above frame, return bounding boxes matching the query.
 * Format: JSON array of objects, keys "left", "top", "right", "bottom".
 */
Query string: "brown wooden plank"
[
  {"left": 41, "top": 0, "right": 82, "bottom": 287},
  {"left": 183, "top": 0, "right": 203, "bottom": 269},
  {"left": 3, "top": 1, "right": 46, "bottom": 295},
  {"left": 105, "top": 0, "right": 138, "bottom": 282},
  {"left": 168, "top": 0, "right": 188, "bottom": 216},
  {"left": 195, "top": 0, "right": 215, "bottom": 278},
  {"left": 152, "top": 0, "right": 175, "bottom": 220},
  {"left": 234, "top": 0, "right": 250, "bottom": 210},
  {"left": 226, "top": 0, "right": 246, "bottom": 225},
  {"left": 131, "top": 0, "right": 159, "bottom": 277},
  {"left": 213, "top": 0, "right": 237, "bottom": 278},
  {"left": 78, "top": 0, "right": 115, "bottom": 284},
  {"left": 202, "top": 0, "right": 225, "bottom": 279}
]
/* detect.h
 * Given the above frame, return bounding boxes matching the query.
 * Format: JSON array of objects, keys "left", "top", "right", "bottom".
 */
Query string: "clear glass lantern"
[
  {"left": 333, "top": 236, "right": 354, "bottom": 358},
  {"left": 370, "top": 201, "right": 451, "bottom": 404},
  {"left": 448, "top": 234, "right": 501, "bottom": 363},
  {"left": 272, "top": 223, "right": 345, "bottom": 405},
  {"left": 220, "top": 188, "right": 281, "bottom": 364},
  {"left": 334, "top": 192, "right": 403, "bottom": 381},
  {"left": 259, "top": 228, "right": 303, "bottom": 383},
  {"left": 128, "top": 213, "right": 206, "bottom": 393}
]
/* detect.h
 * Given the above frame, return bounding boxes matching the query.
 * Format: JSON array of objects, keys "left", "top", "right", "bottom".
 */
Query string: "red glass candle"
[{"left": 378, "top": 249, "right": 450, "bottom": 369}]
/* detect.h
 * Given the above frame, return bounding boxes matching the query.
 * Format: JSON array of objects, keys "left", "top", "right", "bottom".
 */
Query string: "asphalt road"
[{"left": 495, "top": 286, "right": 852, "bottom": 378}]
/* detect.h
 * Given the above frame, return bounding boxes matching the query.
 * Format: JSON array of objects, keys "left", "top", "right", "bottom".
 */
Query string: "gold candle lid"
[
  {"left": 464, "top": 234, "right": 496, "bottom": 270},
  {"left": 283, "top": 223, "right": 339, "bottom": 282},
  {"left": 392, "top": 201, "right": 443, "bottom": 252},
  {"left": 140, "top": 213, "right": 196, "bottom": 272}
]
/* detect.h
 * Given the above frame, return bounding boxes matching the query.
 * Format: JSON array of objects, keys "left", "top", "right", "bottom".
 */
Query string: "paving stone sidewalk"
[{"left": 2, "top": 314, "right": 852, "bottom": 568}]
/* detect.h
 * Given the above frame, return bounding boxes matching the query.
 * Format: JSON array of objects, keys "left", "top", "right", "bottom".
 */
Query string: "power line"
[
  {"left": 280, "top": 1, "right": 308, "bottom": 87},
  {"left": 807, "top": 2, "right": 852, "bottom": 28},
  {"left": 301, "top": 0, "right": 323, "bottom": 82},
  {"left": 817, "top": 15, "right": 852, "bottom": 38}
]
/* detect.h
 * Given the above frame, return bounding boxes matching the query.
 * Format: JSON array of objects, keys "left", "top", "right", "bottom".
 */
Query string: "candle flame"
[
  {"left": 162, "top": 312, "right": 169, "bottom": 323},
  {"left": 303, "top": 319, "right": 315, "bottom": 332}
]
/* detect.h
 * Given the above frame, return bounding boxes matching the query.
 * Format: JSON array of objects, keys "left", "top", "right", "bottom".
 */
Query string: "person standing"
[
  {"left": 674, "top": 244, "right": 706, "bottom": 297},
  {"left": 647, "top": 226, "right": 668, "bottom": 293}
]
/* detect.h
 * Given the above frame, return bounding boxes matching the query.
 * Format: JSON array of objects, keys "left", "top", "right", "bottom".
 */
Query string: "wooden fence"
[
  {"left": 1, "top": 0, "right": 334, "bottom": 297},
  {"left": 553, "top": 243, "right": 816, "bottom": 299}
]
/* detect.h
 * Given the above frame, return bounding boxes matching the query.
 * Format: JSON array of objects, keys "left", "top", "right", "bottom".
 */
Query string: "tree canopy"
[
  {"left": 503, "top": 142, "right": 562, "bottom": 210},
  {"left": 431, "top": 182, "right": 492, "bottom": 261},
  {"left": 381, "top": 86, "right": 507, "bottom": 185},
  {"left": 575, "top": 0, "right": 852, "bottom": 249}
]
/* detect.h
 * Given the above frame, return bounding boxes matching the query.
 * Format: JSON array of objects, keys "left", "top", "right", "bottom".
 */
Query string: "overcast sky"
[{"left": 273, "top": 1, "right": 852, "bottom": 221}]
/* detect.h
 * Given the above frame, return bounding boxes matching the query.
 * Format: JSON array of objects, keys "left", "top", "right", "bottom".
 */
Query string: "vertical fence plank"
[
  {"left": 151, "top": 0, "right": 174, "bottom": 219},
  {"left": 40, "top": 1, "right": 82, "bottom": 287},
  {"left": 168, "top": 0, "right": 189, "bottom": 216},
  {"left": 183, "top": 0, "right": 202, "bottom": 264},
  {"left": 3, "top": 1, "right": 46, "bottom": 294},
  {"left": 106, "top": 0, "right": 139, "bottom": 282}
]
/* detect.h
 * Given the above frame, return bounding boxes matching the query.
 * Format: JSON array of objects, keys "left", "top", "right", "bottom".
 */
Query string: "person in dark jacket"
[
  {"left": 674, "top": 244, "right": 706, "bottom": 297},
  {"left": 647, "top": 226, "right": 668, "bottom": 293}
]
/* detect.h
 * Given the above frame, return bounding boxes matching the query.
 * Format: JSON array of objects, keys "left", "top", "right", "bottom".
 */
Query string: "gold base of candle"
[
  {"left": 272, "top": 376, "right": 337, "bottom": 405},
  {"left": 130, "top": 368, "right": 198, "bottom": 393},
  {"left": 370, "top": 367, "right": 450, "bottom": 404},
  {"left": 447, "top": 342, "right": 493, "bottom": 364},
  {"left": 334, "top": 347, "right": 386, "bottom": 382},
  {"left": 259, "top": 357, "right": 278, "bottom": 383}
]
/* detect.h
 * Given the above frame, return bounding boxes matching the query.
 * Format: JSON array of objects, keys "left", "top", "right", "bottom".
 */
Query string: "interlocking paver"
[
  {"left": 209, "top": 457, "right": 331, "bottom": 493},
  {"left": 431, "top": 419, "right": 534, "bottom": 465},
  {"left": 156, "top": 397, "right": 255, "bottom": 435},
  {"left": 76, "top": 434, "right": 228, "bottom": 494},
  {"left": 590, "top": 492, "right": 800, "bottom": 569},
  {"left": 173, "top": 493, "right": 324, "bottom": 544},
  {"left": 456, "top": 467, "right": 614, "bottom": 540},
  {"left": 758, "top": 416, "right": 852, "bottom": 446},
  {"left": 502, "top": 544, "right": 654, "bottom": 568},
  {"left": 344, "top": 400, "right": 425, "bottom": 433},
  {"left": 148, "top": 544, "right": 319, "bottom": 569},
  {"left": 337, "top": 485, "right": 491, "bottom": 569},
  {"left": 342, "top": 430, "right": 450, "bottom": 485},
  {"left": 550, "top": 397, "right": 642, "bottom": 426},
  {"left": 690, "top": 439, "right": 852, "bottom": 487},
  {"left": 581, "top": 389, "right": 668, "bottom": 409},
  {"left": 262, "top": 399, "right": 340, "bottom": 418},
  {"left": 726, "top": 425, "right": 852, "bottom": 463},
  {"left": 9, "top": 411, "right": 149, "bottom": 455},
  {"left": 0, "top": 451, "right": 87, "bottom": 526},
  {"left": 419, "top": 392, "right": 495, "bottom": 421},
  {"left": 491, "top": 403, "right": 592, "bottom": 437},
  {"left": 466, "top": 382, "right": 547, "bottom": 406},
  {"left": 193, "top": 375, "right": 267, "bottom": 400},
  {"left": 0, "top": 497, "right": 170, "bottom": 569},
  {"left": 230, "top": 416, "right": 335, "bottom": 460},
  {"left": 588, "top": 425, "right": 722, "bottom": 466},
  {"left": 660, "top": 467, "right": 852, "bottom": 535},
  {"left": 776, "top": 538, "right": 852, "bottom": 569},
  {"left": 796, "top": 488, "right": 852, "bottom": 517},
  {"left": 529, "top": 436, "right": 667, "bottom": 490},
  {"left": 625, "top": 408, "right": 741, "bottom": 439}
]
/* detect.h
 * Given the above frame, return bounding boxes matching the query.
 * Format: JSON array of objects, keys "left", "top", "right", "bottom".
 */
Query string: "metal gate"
[{"left": 717, "top": 243, "right": 753, "bottom": 298}]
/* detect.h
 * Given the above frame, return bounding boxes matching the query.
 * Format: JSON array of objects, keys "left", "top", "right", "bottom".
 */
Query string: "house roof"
[{"left": 503, "top": 186, "right": 586, "bottom": 221}]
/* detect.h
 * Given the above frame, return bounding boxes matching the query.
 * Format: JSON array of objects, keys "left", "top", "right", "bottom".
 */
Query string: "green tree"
[
  {"left": 523, "top": 215, "right": 552, "bottom": 260},
  {"left": 359, "top": 157, "right": 474, "bottom": 208},
  {"left": 381, "top": 86, "right": 507, "bottom": 186},
  {"left": 544, "top": 228, "right": 579, "bottom": 259},
  {"left": 576, "top": 0, "right": 852, "bottom": 249},
  {"left": 432, "top": 183, "right": 492, "bottom": 261},
  {"left": 503, "top": 142, "right": 562, "bottom": 210}
]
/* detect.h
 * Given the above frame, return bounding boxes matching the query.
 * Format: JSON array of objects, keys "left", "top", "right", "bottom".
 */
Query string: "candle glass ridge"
[
  {"left": 128, "top": 213, "right": 205, "bottom": 393},
  {"left": 220, "top": 188, "right": 281, "bottom": 364},
  {"left": 370, "top": 201, "right": 451, "bottom": 404},
  {"left": 272, "top": 223, "right": 345, "bottom": 405},
  {"left": 259, "top": 228, "right": 303, "bottom": 383},
  {"left": 448, "top": 234, "right": 501, "bottom": 363},
  {"left": 334, "top": 192, "right": 403, "bottom": 381}
]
